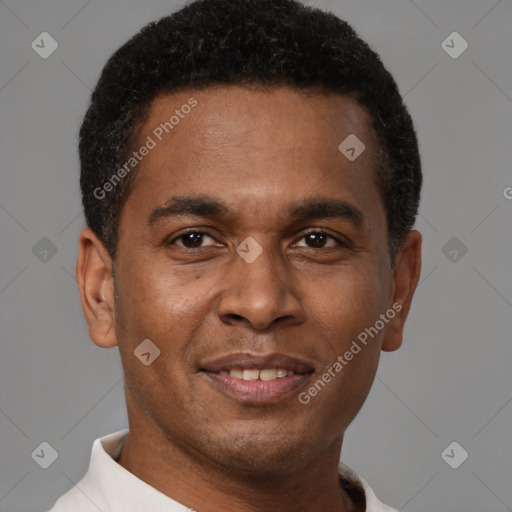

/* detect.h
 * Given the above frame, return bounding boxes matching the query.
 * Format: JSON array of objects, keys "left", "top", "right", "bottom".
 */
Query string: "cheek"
[
  {"left": 113, "top": 253, "right": 223, "bottom": 378},
  {"left": 308, "top": 262, "right": 391, "bottom": 339},
  {"left": 114, "top": 255, "right": 195, "bottom": 331},
  {"left": 305, "top": 265, "right": 389, "bottom": 410},
  {"left": 113, "top": 261, "right": 199, "bottom": 407}
]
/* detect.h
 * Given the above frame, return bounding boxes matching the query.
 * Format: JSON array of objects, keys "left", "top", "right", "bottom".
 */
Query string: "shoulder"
[{"left": 45, "top": 429, "right": 129, "bottom": 512}]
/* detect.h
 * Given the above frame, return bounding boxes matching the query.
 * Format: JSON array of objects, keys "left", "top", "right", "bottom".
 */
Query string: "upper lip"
[{"left": 200, "top": 352, "right": 315, "bottom": 374}]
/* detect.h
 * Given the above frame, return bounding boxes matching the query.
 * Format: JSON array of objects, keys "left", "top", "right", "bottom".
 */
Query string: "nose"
[{"left": 217, "top": 245, "right": 305, "bottom": 330}]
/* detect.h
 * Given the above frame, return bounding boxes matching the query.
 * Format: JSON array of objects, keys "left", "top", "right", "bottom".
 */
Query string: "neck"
[{"left": 116, "top": 419, "right": 358, "bottom": 512}]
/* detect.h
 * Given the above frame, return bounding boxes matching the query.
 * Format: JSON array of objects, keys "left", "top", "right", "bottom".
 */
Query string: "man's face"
[{"left": 106, "top": 86, "right": 408, "bottom": 474}]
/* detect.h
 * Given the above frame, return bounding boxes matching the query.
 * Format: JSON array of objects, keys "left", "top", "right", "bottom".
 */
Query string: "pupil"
[
  {"left": 184, "top": 233, "right": 203, "bottom": 247},
  {"left": 307, "top": 233, "right": 326, "bottom": 248}
]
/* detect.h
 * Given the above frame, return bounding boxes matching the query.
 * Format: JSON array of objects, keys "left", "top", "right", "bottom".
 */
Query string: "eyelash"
[{"left": 166, "top": 229, "right": 349, "bottom": 250}]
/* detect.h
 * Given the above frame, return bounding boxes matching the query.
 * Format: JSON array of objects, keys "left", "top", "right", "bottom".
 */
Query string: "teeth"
[
  {"left": 222, "top": 368, "right": 294, "bottom": 381},
  {"left": 242, "top": 369, "right": 259, "bottom": 381},
  {"left": 259, "top": 368, "right": 277, "bottom": 381},
  {"left": 229, "top": 368, "right": 243, "bottom": 379}
]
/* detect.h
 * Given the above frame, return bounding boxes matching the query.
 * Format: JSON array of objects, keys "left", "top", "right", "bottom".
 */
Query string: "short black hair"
[{"left": 79, "top": 0, "right": 421, "bottom": 265}]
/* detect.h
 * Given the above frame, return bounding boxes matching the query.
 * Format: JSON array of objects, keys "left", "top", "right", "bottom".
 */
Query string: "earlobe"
[
  {"left": 76, "top": 227, "right": 118, "bottom": 348},
  {"left": 381, "top": 230, "right": 422, "bottom": 352}
]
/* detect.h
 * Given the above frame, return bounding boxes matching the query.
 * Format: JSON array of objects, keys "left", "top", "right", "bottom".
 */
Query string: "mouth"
[{"left": 199, "top": 352, "right": 315, "bottom": 404}]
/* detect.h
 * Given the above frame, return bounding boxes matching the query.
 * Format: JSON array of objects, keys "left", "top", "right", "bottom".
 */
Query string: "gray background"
[{"left": 0, "top": 0, "right": 511, "bottom": 510}]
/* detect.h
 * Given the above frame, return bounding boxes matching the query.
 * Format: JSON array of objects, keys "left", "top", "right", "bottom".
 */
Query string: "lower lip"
[{"left": 202, "top": 372, "right": 312, "bottom": 404}]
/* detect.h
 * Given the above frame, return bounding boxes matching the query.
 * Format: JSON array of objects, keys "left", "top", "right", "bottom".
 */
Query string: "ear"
[
  {"left": 381, "top": 229, "right": 422, "bottom": 352},
  {"left": 76, "top": 227, "right": 118, "bottom": 348}
]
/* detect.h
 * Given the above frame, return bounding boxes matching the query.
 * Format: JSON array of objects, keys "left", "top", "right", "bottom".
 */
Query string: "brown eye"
[
  {"left": 295, "top": 232, "right": 343, "bottom": 249},
  {"left": 169, "top": 231, "right": 217, "bottom": 249}
]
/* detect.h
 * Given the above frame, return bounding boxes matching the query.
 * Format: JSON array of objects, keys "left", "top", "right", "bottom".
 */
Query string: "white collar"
[{"left": 48, "top": 429, "right": 398, "bottom": 512}]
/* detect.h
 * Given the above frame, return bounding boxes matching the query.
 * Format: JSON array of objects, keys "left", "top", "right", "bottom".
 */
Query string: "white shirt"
[{"left": 47, "top": 429, "right": 399, "bottom": 512}]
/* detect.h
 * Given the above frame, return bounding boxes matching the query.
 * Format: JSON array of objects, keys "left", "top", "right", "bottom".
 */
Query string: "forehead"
[
  {"left": 124, "top": 85, "right": 383, "bottom": 224},
  {"left": 144, "top": 85, "right": 376, "bottom": 154}
]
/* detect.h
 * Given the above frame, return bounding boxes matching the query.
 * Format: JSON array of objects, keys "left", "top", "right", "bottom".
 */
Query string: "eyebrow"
[
  {"left": 290, "top": 198, "right": 363, "bottom": 225},
  {"left": 148, "top": 196, "right": 230, "bottom": 225},
  {"left": 147, "top": 195, "right": 363, "bottom": 226}
]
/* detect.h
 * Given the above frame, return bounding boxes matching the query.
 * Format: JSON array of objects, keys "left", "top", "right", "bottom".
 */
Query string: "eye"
[
  {"left": 168, "top": 231, "right": 219, "bottom": 249},
  {"left": 294, "top": 231, "right": 346, "bottom": 249},
  {"left": 166, "top": 230, "right": 347, "bottom": 250}
]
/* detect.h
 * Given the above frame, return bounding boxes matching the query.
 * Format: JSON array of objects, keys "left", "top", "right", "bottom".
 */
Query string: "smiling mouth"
[
  {"left": 216, "top": 368, "right": 297, "bottom": 380},
  {"left": 199, "top": 353, "right": 315, "bottom": 404}
]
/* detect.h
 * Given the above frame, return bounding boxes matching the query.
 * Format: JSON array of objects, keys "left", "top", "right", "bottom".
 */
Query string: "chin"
[{"left": 197, "top": 428, "right": 317, "bottom": 477}]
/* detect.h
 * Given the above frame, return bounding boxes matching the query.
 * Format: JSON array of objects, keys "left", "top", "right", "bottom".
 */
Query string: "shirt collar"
[{"left": 60, "top": 429, "right": 397, "bottom": 512}]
